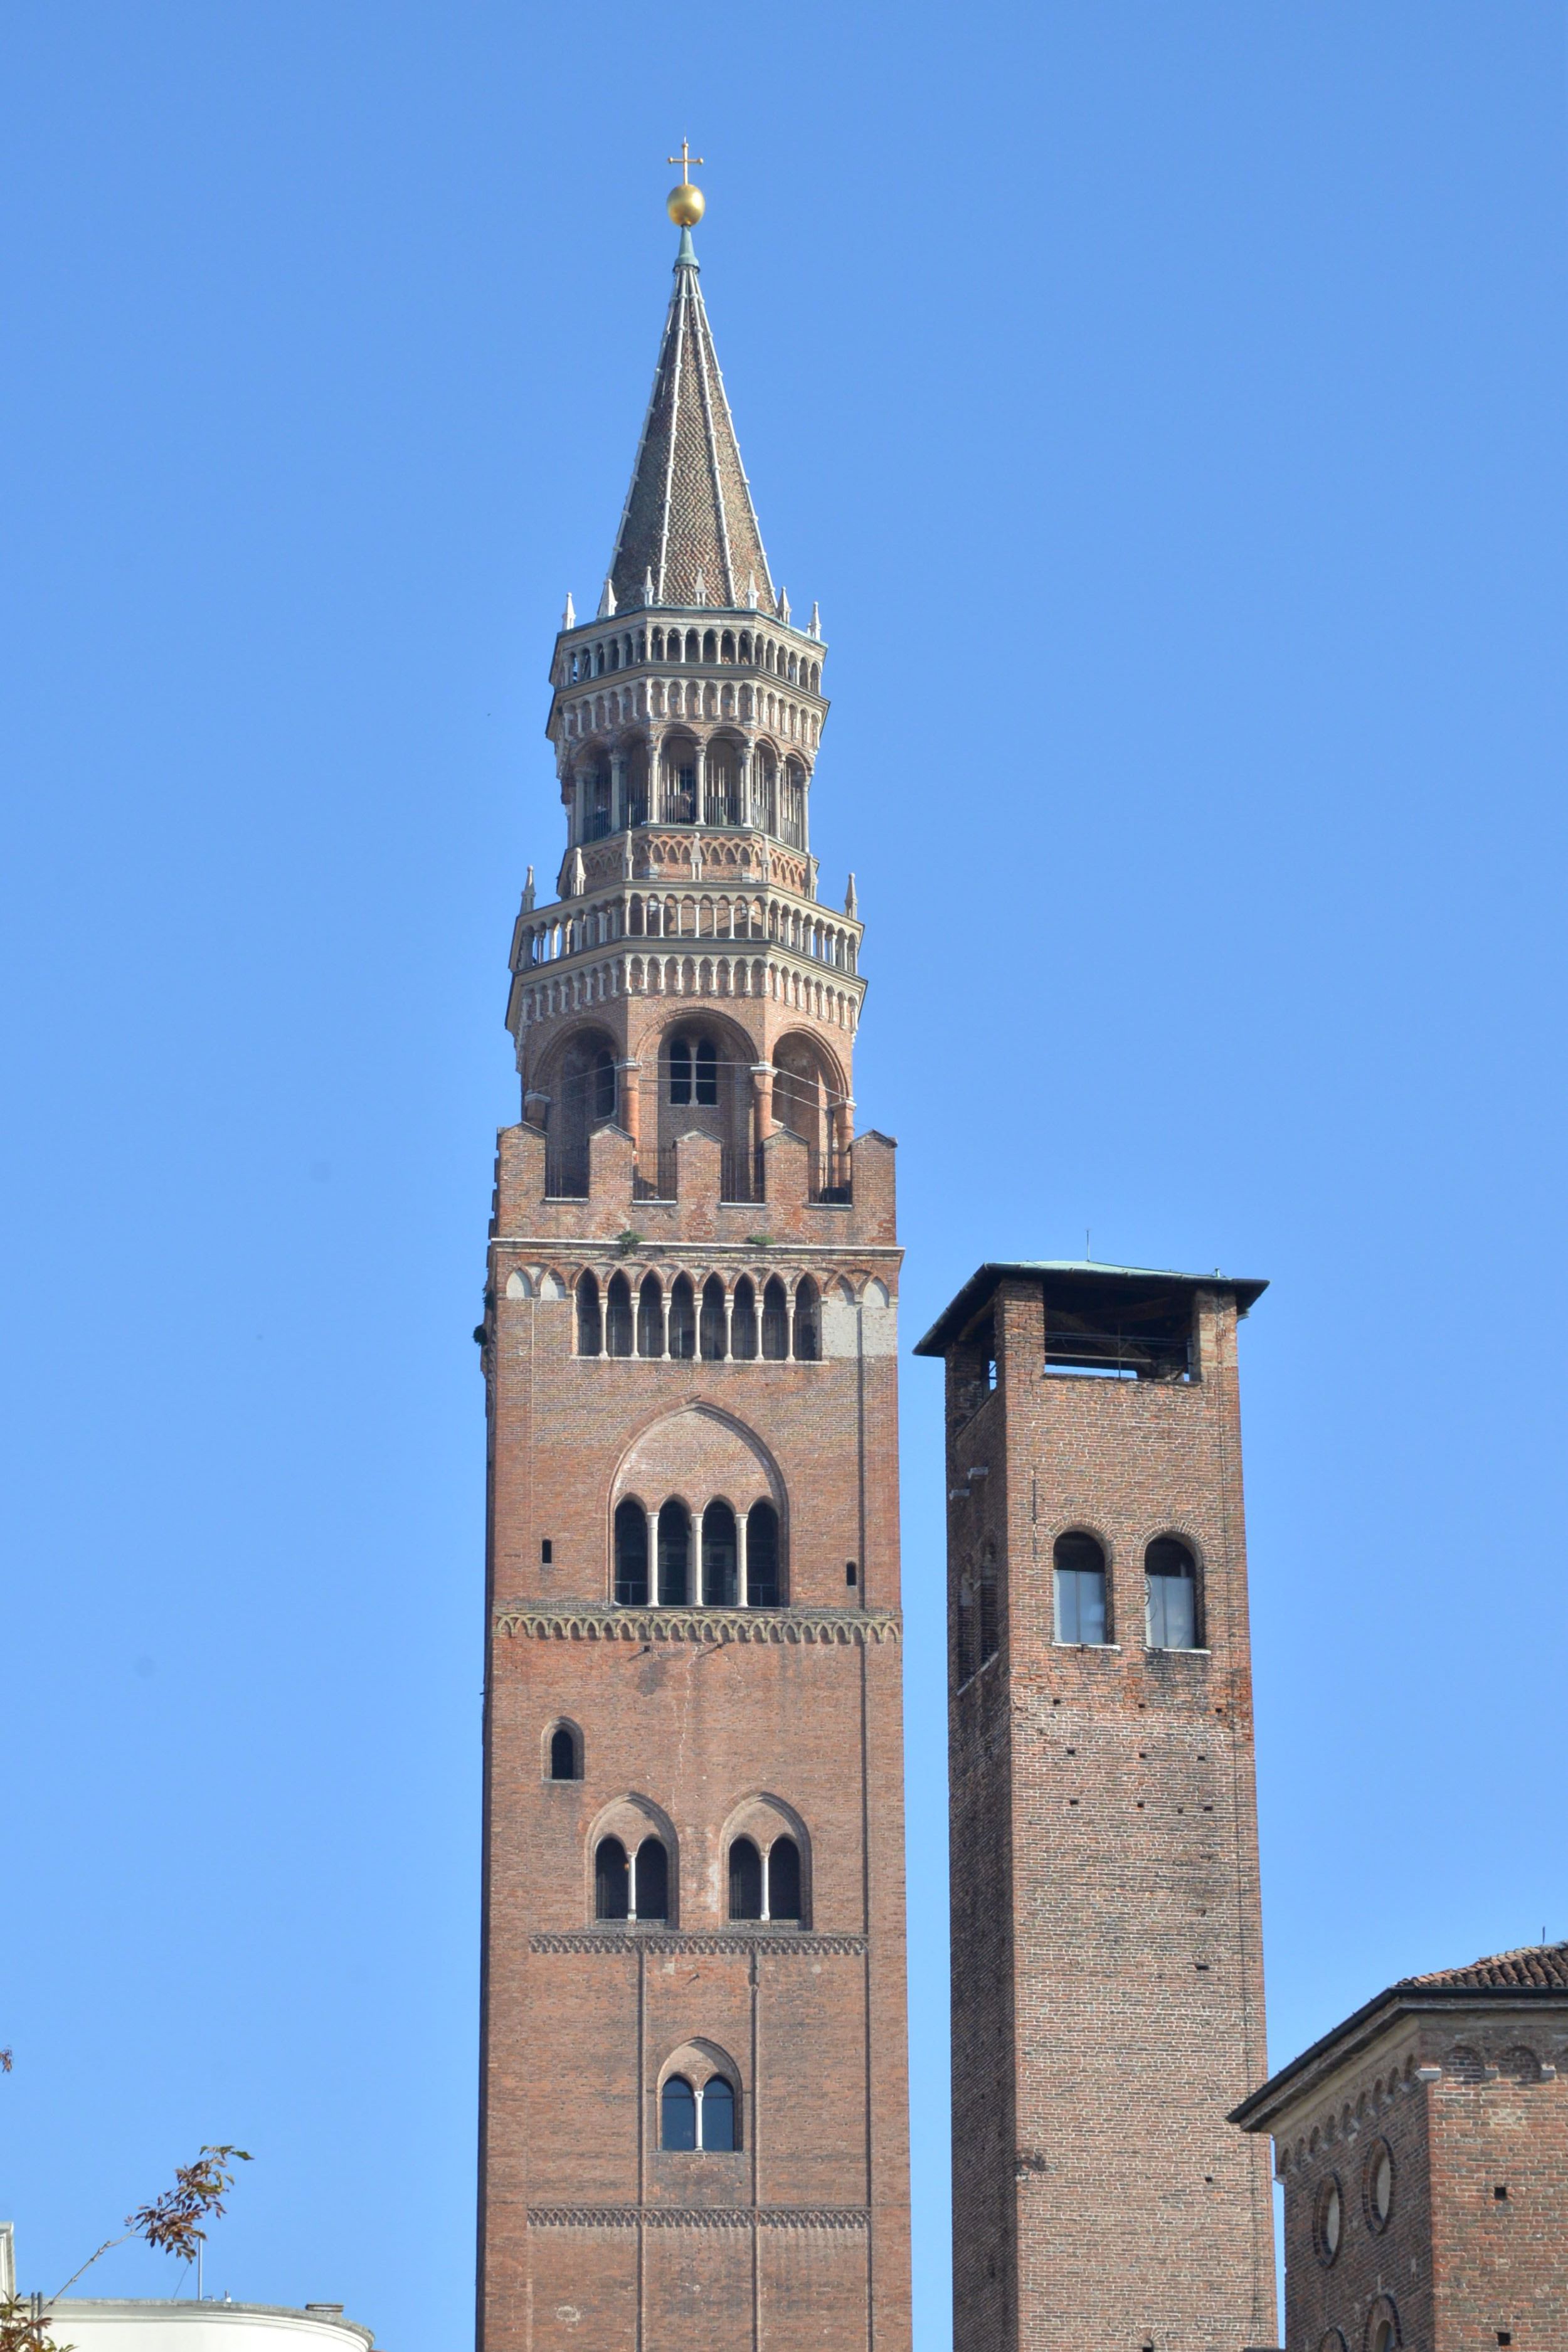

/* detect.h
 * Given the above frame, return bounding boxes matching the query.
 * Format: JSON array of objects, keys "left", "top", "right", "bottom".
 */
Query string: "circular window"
[
  {"left": 1366, "top": 2139, "right": 1394, "bottom": 2230},
  {"left": 1314, "top": 2174, "right": 1343, "bottom": 2265}
]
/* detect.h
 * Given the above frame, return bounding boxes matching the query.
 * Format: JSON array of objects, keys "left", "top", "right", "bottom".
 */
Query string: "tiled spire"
[{"left": 607, "top": 226, "right": 775, "bottom": 613}]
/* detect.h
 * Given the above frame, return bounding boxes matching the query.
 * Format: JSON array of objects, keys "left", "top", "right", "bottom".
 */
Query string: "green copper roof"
[{"left": 912, "top": 1260, "right": 1269, "bottom": 1358}]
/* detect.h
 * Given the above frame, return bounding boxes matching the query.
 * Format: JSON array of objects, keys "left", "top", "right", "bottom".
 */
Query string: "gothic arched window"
[
  {"left": 575, "top": 1271, "right": 601, "bottom": 1357},
  {"left": 595, "top": 1836, "right": 629, "bottom": 1920},
  {"left": 606, "top": 1271, "right": 634, "bottom": 1357},
  {"left": 1053, "top": 1530, "right": 1108, "bottom": 1646},
  {"left": 637, "top": 1273, "right": 664, "bottom": 1359},
  {"left": 792, "top": 1277, "right": 821, "bottom": 1362},
  {"left": 768, "top": 1836, "right": 802, "bottom": 1922},
  {"left": 746, "top": 1500, "right": 782, "bottom": 1607},
  {"left": 657, "top": 1500, "right": 690, "bottom": 1606},
  {"left": 667, "top": 1274, "right": 696, "bottom": 1360},
  {"left": 661, "top": 2075, "right": 697, "bottom": 2149},
  {"left": 634, "top": 1836, "right": 669, "bottom": 1922},
  {"left": 728, "top": 1836, "right": 763, "bottom": 1920},
  {"left": 702, "top": 1500, "right": 738, "bottom": 1607},
  {"left": 761, "top": 1276, "right": 790, "bottom": 1360},
  {"left": 548, "top": 1724, "right": 580, "bottom": 1781},
  {"left": 701, "top": 2075, "right": 736, "bottom": 2151},
  {"left": 731, "top": 1275, "right": 758, "bottom": 1360},
  {"left": 699, "top": 1275, "right": 727, "bottom": 1360},
  {"left": 1146, "top": 1535, "right": 1199, "bottom": 1650},
  {"left": 614, "top": 1498, "right": 649, "bottom": 1606}
]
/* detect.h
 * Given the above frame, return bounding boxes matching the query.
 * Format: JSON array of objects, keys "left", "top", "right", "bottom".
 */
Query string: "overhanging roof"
[{"left": 912, "top": 1261, "right": 1269, "bottom": 1359}]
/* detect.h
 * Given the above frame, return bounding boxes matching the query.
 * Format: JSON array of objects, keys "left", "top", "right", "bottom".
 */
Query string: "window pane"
[
  {"left": 768, "top": 1837, "right": 802, "bottom": 1922},
  {"left": 615, "top": 1502, "right": 649, "bottom": 1606},
  {"left": 670, "top": 1041, "right": 692, "bottom": 1105},
  {"left": 1056, "top": 1568, "right": 1105, "bottom": 1645},
  {"left": 549, "top": 1727, "right": 576, "bottom": 1780},
  {"left": 657, "top": 1503, "right": 689, "bottom": 1605},
  {"left": 635, "top": 1837, "right": 668, "bottom": 1921},
  {"left": 595, "top": 1838, "right": 629, "bottom": 1920},
  {"left": 696, "top": 1039, "right": 718, "bottom": 1106},
  {"left": 661, "top": 2076, "right": 696, "bottom": 2151},
  {"left": 700, "top": 2077, "right": 735, "bottom": 2152},
  {"left": 1148, "top": 1574, "right": 1195, "bottom": 1650},
  {"left": 702, "top": 1502, "right": 738, "bottom": 1607},
  {"left": 729, "top": 1837, "right": 763, "bottom": 1920},
  {"left": 747, "top": 1503, "right": 781, "bottom": 1606}
]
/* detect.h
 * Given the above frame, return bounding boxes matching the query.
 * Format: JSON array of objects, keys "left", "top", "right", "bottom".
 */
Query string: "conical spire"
[{"left": 607, "top": 228, "right": 775, "bottom": 613}]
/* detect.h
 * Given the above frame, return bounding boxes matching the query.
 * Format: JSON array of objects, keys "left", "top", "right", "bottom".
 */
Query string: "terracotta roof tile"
[{"left": 1396, "top": 1941, "right": 1568, "bottom": 1994}]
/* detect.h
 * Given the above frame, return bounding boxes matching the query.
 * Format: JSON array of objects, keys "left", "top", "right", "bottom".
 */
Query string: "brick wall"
[
  {"left": 938, "top": 1271, "right": 1276, "bottom": 2352},
  {"left": 477, "top": 1128, "right": 911, "bottom": 2351}
]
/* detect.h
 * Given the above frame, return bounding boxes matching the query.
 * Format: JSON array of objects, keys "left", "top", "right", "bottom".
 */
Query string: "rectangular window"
[
  {"left": 1054, "top": 1567, "right": 1106, "bottom": 1646},
  {"left": 1147, "top": 1576, "right": 1196, "bottom": 1650}
]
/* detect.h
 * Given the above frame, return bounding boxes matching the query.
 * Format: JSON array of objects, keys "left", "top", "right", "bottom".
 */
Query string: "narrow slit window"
[
  {"left": 667, "top": 1275, "right": 696, "bottom": 1360},
  {"left": 614, "top": 1498, "right": 649, "bottom": 1606},
  {"left": 549, "top": 1726, "right": 578, "bottom": 1781},
  {"left": 699, "top": 1274, "right": 728, "bottom": 1360},
  {"left": 731, "top": 1276, "right": 758, "bottom": 1360},
  {"left": 637, "top": 1274, "right": 664, "bottom": 1359},
  {"left": 606, "top": 1271, "right": 634, "bottom": 1357},
  {"left": 702, "top": 1500, "right": 738, "bottom": 1607},
  {"left": 746, "top": 1501, "right": 782, "bottom": 1606},
  {"left": 575, "top": 1271, "right": 602, "bottom": 1356},
  {"left": 657, "top": 1500, "right": 690, "bottom": 1606}
]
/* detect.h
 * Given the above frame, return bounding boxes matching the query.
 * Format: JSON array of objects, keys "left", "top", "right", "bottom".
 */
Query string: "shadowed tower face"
[
  {"left": 916, "top": 1264, "right": 1278, "bottom": 2352},
  {"left": 475, "top": 184, "right": 912, "bottom": 2352}
]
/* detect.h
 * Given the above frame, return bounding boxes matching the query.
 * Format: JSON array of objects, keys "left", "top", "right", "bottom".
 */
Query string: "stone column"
[
  {"left": 646, "top": 1506, "right": 661, "bottom": 1605},
  {"left": 736, "top": 1509, "right": 749, "bottom": 1609},
  {"left": 689, "top": 1503, "right": 702, "bottom": 1608},
  {"left": 610, "top": 751, "right": 627, "bottom": 834},
  {"left": 751, "top": 1062, "right": 775, "bottom": 1153},
  {"left": 619, "top": 1059, "right": 641, "bottom": 1157},
  {"left": 723, "top": 1289, "right": 734, "bottom": 1362}
]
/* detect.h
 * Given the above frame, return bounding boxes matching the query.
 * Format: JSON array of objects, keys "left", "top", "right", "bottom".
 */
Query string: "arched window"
[
  {"left": 694, "top": 1036, "right": 718, "bottom": 1105},
  {"left": 634, "top": 1836, "right": 669, "bottom": 1920},
  {"left": 731, "top": 1275, "right": 758, "bottom": 1360},
  {"left": 699, "top": 1275, "right": 727, "bottom": 1360},
  {"left": 651, "top": 627, "right": 665, "bottom": 659},
  {"left": 1053, "top": 1531, "right": 1107, "bottom": 1645},
  {"left": 549, "top": 1725, "right": 580, "bottom": 1781},
  {"left": 593, "top": 1049, "right": 617, "bottom": 1121},
  {"left": 615, "top": 1498, "right": 649, "bottom": 1605},
  {"left": 1146, "top": 1536, "right": 1199, "bottom": 1649},
  {"left": 637, "top": 1273, "right": 664, "bottom": 1359},
  {"left": 661, "top": 2075, "right": 697, "bottom": 2149},
  {"left": 702, "top": 628, "right": 717, "bottom": 663},
  {"left": 669, "top": 1037, "right": 692, "bottom": 1105},
  {"left": 729, "top": 1835, "right": 763, "bottom": 1919},
  {"left": 595, "top": 1835, "right": 629, "bottom": 1919},
  {"left": 747, "top": 1500, "right": 782, "bottom": 1606},
  {"left": 701, "top": 2075, "right": 736, "bottom": 2151},
  {"left": 702, "top": 1500, "right": 738, "bottom": 1606},
  {"left": 606, "top": 1271, "right": 634, "bottom": 1357},
  {"left": 667, "top": 1274, "right": 696, "bottom": 1360},
  {"left": 575, "top": 1271, "right": 602, "bottom": 1357},
  {"left": 768, "top": 1836, "right": 802, "bottom": 1922},
  {"left": 761, "top": 1276, "right": 790, "bottom": 1360},
  {"left": 657, "top": 1500, "right": 690, "bottom": 1605},
  {"left": 684, "top": 630, "right": 700, "bottom": 662},
  {"left": 792, "top": 1277, "right": 821, "bottom": 1361}
]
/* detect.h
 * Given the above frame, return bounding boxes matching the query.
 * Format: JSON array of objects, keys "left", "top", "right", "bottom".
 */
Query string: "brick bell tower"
[
  {"left": 914, "top": 1263, "right": 1278, "bottom": 2352},
  {"left": 475, "top": 169, "right": 912, "bottom": 2352}
]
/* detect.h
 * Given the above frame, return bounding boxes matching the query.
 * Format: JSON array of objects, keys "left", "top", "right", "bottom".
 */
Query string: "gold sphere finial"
[{"left": 665, "top": 139, "right": 706, "bottom": 229}]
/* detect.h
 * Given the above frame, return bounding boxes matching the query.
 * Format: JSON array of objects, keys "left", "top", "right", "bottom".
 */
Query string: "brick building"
[
  {"left": 475, "top": 176, "right": 912, "bottom": 2350},
  {"left": 914, "top": 1261, "right": 1279, "bottom": 2352},
  {"left": 1232, "top": 1942, "right": 1568, "bottom": 2352}
]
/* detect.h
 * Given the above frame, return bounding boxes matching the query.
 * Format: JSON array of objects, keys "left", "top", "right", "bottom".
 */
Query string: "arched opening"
[
  {"left": 637, "top": 1273, "right": 664, "bottom": 1359},
  {"left": 614, "top": 1498, "right": 649, "bottom": 1605},
  {"left": 700, "top": 2075, "right": 736, "bottom": 2151},
  {"left": 768, "top": 1836, "right": 802, "bottom": 1921},
  {"left": 792, "top": 1277, "right": 821, "bottom": 1362},
  {"left": 684, "top": 629, "right": 700, "bottom": 662},
  {"left": 667, "top": 1274, "right": 696, "bottom": 1360},
  {"left": 702, "top": 1500, "right": 738, "bottom": 1606},
  {"left": 659, "top": 731, "right": 699, "bottom": 824},
  {"left": 731, "top": 1275, "right": 758, "bottom": 1360},
  {"left": 978, "top": 1544, "right": 1000, "bottom": 1663},
  {"left": 699, "top": 1274, "right": 727, "bottom": 1360},
  {"left": 661, "top": 2075, "right": 697, "bottom": 2149},
  {"left": 747, "top": 1500, "right": 783, "bottom": 1606},
  {"left": 575, "top": 1271, "right": 601, "bottom": 1357},
  {"left": 702, "top": 628, "right": 717, "bottom": 663},
  {"left": 728, "top": 1836, "right": 763, "bottom": 1920},
  {"left": 595, "top": 1836, "right": 629, "bottom": 1919},
  {"left": 634, "top": 1836, "right": 669, "bottom": 1920},
  {"left": 657, "top": 1500, "right": 690, "bottom": 1605},
  {"left": 1146, "top": 1535, "right": 1199, "bottom": 1649},
  {"left": 1054, "top": 1530, "right": 1108, "bottom": 1645},
  {"left": 606, "top": 1271, "right": 634, "bottom": 1356},
  {"left": 761, "top": 1277, "right": 790, "bottom": 1361},
  {"left": 651, "top": 626, "right": 665, "bottom": 659},
  {"left": 549, "top": 1725, "right": 580, "bottom": 1781}
]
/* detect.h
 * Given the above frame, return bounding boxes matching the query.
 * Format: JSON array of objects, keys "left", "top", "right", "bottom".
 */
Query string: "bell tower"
[{"left": 475, "top": 172, "right": 912, "bottom": 2352}]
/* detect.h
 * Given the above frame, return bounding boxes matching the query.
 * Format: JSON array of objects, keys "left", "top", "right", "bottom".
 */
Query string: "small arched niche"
[{"left": 543, "top": 1719, "right": 583, "bottom": 1782}]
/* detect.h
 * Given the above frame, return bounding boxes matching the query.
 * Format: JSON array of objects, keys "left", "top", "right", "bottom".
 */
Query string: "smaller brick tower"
[
  {"left": 1233, "top": 1941, "right": 1568, "bottom": 2352},
  {"left": 914, "top": 1261, "right": 1277, "bottom": 2352}
]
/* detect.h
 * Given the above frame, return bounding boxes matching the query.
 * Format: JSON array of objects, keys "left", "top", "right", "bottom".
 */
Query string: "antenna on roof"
[{"left": 1085, "top": 1229, "right": 1091, "bottom": 1263}]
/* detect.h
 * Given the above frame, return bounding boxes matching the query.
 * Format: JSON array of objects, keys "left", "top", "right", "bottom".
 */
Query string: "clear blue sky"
[{"left": 4, "top": 6, "right": 1564, "bottom": 2346}]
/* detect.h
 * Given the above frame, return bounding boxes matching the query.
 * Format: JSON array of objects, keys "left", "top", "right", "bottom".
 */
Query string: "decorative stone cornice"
[
  {"left": 495, "top": 1601, "right": 900, "bottom": 1647},
  {"left": 530, "top": 1930, "right": 867, "bottom": 1958},
  {"left": 526, "top": 2204, "right": 868, "bottom": 2232}
]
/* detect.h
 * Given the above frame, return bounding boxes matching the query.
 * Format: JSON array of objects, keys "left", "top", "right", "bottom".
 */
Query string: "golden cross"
[{"left": 667, "top": 139, "right": 704, "bottom": 180}]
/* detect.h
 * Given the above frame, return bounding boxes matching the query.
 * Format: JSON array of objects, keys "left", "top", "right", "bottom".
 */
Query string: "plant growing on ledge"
[
  {"left": 616, "top": 1229, "right": 645, "bottom": 1254},
  {"left": 745, "top": 1233, "right": 773, "bottom": 1251}
]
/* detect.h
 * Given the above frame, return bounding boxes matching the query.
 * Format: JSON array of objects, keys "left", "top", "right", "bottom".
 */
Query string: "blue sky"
[{"left": 3, "top": 6, "right": 1564, "bottom": 2346}]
